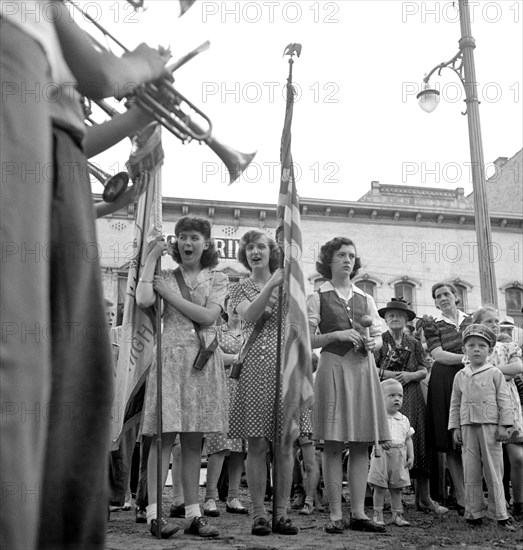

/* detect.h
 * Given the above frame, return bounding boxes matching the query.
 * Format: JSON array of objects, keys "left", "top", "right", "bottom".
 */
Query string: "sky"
[{"left": 85, "top": 0, "right": 523, "bottom": 205}]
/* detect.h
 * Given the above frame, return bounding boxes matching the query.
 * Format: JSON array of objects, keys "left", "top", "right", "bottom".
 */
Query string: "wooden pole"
[{"left": 155, "top": 259, "right": 162, "bottom": 538}]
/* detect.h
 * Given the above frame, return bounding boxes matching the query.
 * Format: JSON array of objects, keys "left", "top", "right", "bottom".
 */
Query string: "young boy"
[
  {"left": 448, "top": 324, "right": 515, "bottom": 531},
  {"left": 368, "top": 379, "right": 415, "bottom": 527}
]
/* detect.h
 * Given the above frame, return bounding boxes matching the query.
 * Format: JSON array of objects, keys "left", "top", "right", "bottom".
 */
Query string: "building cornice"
[{"left": 93, "top": 193, "right": 523, "bottom": 232}]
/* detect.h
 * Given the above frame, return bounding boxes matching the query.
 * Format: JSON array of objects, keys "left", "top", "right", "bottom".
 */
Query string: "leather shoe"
[
  {"left": 203, "top": 498, "right": 220, "bottom": 517},
  {"left": 273, "top": 516, "right": 299, "bottom": 535},
  {"left": 226, "top": 498, "right": 248, "bottom": 514},
  {"left": 325, "top": 519, "right": 344, "bottom": 534},
  {"left": 251, "top": 516, "right": 271, "bottom": 536},
  {"left": 135, "top": 508, "right": 147, "bottom": 524},
  {"left": 184, "top": 516, "right": 219, "bottom": 537},
  {"left": 169, "top": 503, "right": 185, "bottom": 518},
  {"left": 349, "top": 517, "right": 386, "bottom": 533},
  {"left": 150, "top": 518, "right": 179, "bottom": 539}
]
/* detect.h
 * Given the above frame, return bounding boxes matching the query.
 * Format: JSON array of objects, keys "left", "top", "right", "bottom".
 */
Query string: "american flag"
[{"left": 275, "top": 58, "right": 314, "bottom": 446}]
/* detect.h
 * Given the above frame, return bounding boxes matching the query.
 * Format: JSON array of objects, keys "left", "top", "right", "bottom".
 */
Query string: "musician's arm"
[
  {"left": 51, "top": 1, "right": 167, "bottom": 99},
  {"left": 85, "top": 105, "right": 151, "bottom": 157}
]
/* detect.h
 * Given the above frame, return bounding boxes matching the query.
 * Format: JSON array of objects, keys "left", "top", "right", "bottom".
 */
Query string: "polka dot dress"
[
  {"left": 205, "top": 327, "right": 246, "bottom": 454},
  {"left": 228, "top": 277, "right": 284, "bottom": 441}
]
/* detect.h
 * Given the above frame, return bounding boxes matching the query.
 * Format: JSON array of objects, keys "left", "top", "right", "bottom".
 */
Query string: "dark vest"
[{"left": 318, "top": 290, "right": 369, "bottom": 356}]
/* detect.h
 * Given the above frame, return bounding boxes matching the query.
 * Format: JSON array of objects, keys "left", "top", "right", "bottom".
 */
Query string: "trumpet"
[
  {"left": 88, "top": 162, "right": 129, "bottom": 203},
  {"left": 69, "top": 1, "right": 256, "bottom": 183}
]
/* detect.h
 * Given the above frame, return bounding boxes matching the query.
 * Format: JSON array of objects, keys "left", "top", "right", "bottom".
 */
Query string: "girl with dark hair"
[
  {"left": 136, "top": 216, "right": 228, "bottom": 539},
  {"left": 423, "top": 282, "right": 471, "bottom": 514},
  {"left": 228, "top": 230, "right": 298, "bottom": 536},
  {"left": 307, "top": 237, "right": 390, "bottom": 534}
]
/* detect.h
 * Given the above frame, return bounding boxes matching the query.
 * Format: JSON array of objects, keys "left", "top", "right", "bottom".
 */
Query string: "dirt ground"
[{"left": 106, "top": 486, "right": 523, "bottom": 550}]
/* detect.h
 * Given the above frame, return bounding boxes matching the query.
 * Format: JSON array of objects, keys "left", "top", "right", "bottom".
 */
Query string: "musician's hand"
[
  {"left": 381, "top": 441, "right": 392, "bottom": 451},
  {"left": 125, "top": 43, "right": 169, "bottom": 82},
  {"left": 452, "top": 428, "right": 462, "bottom": 446}
]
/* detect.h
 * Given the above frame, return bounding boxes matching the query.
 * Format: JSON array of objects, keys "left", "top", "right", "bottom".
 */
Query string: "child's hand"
[
  {"left": 452, "top": 428, "right": 462, "bottom": 446},
  {"left": 495, "top": 426, "right": 510, "bottom": 443},
  {"left": 406, "top": 456, "right": 414, "bottom": 469}
]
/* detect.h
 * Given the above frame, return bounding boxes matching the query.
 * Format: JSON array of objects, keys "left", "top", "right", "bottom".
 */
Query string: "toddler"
[{"left": 368, "top": 379, "right": 414, "bottom": 526}]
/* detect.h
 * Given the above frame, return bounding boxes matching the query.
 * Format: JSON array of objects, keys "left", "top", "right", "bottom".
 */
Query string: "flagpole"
[
  {"left": 271, "top": 47, "right": 299, "bottom": 531},
  {"left": 155, "top": 258, "right": 163, "bottom": 538},
  {"left": 272, "top": 252, "right": 284, "bottom": 532}
]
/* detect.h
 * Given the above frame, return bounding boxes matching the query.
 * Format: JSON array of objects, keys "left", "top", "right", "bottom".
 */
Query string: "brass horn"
[
  {"left": 88, "top": 162, "right": 129, "bottom": 203},
  {"left": 68, "top": 1, "right": 256, "bottom": 183}
]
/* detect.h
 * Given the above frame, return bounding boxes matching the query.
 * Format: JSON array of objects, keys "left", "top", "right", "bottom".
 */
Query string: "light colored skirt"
[{"left": 312, "top": 350, "right": 390, "bottom": 443}]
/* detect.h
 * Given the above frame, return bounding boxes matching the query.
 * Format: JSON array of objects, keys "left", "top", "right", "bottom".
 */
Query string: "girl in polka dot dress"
[{"left": 228, "top": 230, "right": 298, "bottom": 537}]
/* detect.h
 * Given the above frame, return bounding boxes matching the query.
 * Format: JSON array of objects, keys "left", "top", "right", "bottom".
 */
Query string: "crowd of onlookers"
[
  {"left": 1, "top": 4, "right": 522, "bottom": 548},
  {"left": 109, "top": 233, "right": 523, "bottom": 538}
]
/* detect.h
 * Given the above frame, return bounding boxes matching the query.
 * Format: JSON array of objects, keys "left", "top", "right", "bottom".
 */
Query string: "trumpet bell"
[
  {"left": 88, "top": 161, "right": 129, "bottom": 203},
  {"left": 205, "top": 134, "right": 256, "bottom": 184},
  {"left": 102, "top": 172, "right": 130, "bottom": 203}
]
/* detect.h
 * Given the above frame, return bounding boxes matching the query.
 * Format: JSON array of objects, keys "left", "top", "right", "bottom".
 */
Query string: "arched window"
[
  {"left": 355, "top": 280, "right": 376, "bottom": 300},
  {"left": 394, "top": 281, "right": 414, "bottom": 307},
  {"left": 505, "top": 286, "right": 523, "bottom": 327},
  {"left": 454, "top": 283, "right": 468, "bottom": 312}
]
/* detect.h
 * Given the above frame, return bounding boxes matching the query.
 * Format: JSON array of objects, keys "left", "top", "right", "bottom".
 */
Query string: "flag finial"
[{"left": 283, "top": 43, "right": 302, "bottom": 58}]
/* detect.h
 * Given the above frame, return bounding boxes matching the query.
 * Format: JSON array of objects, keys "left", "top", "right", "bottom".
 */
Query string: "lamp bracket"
[{"left": 423, "top": 50, "right": 468, "bottom": 115}]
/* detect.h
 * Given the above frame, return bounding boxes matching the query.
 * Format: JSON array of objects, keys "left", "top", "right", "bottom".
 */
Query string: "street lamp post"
[{"left": 417, "top": 0, "right": 498, "bottom": 308}]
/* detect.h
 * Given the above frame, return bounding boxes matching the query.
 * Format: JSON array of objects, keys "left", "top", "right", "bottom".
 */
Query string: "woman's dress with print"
[
  {"left": 374, "top": 332, "right": 430, "bottom": 476},
  {"left": 141, "top": 267, "right": 229, "bottom": 435}
]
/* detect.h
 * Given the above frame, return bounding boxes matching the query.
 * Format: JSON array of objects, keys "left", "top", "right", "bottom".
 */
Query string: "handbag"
[{"left": 173, "top": 267, "right": 219, "bottom": 370}]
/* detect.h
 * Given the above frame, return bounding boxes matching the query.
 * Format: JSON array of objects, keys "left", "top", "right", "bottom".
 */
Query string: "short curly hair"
[
  {"left": 431, "top": 282, "right": 460, "bottom": 306},
  {"left": 315, "top": 237, "right": 361, "bottom": 280},
  {"left": 170, "top": 216, "right": 219, "bottom": 269},
  {"left": 237, "top": 230, "right": 280, "bottom": 273}
]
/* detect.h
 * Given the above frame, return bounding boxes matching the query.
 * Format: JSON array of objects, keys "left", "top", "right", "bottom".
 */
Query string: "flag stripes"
[{"left": 276, "top": 78, "right": 314, "bottom": 445}]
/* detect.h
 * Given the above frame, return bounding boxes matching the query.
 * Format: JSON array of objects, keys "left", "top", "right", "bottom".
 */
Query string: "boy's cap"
[
  {"left": 462, "top": 323, "right": 496, "bottom": 347},
  {"left": 500, "top": 315, "right": 515, "bottom": 327}
]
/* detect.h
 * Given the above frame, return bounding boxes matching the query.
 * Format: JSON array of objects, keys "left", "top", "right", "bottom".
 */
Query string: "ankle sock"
[
  {"left": 146, "top": 503, "right": 157, "bottom": 525},
  {"left": 185, "top": 503, "right": 200, "bottom": 520}
]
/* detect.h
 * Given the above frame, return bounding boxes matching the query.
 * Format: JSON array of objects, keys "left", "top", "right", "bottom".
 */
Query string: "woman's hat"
[{"left": 378, "top": 297, "right": 416, "bottom": 321}]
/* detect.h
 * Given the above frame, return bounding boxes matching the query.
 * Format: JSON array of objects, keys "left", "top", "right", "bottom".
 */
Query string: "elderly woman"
[
  {"left": 375, "top": 298, "right": 448, "bottom": 515},
  {"left": 423, "top": 282, "right": 471, "bottom": 514}
]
